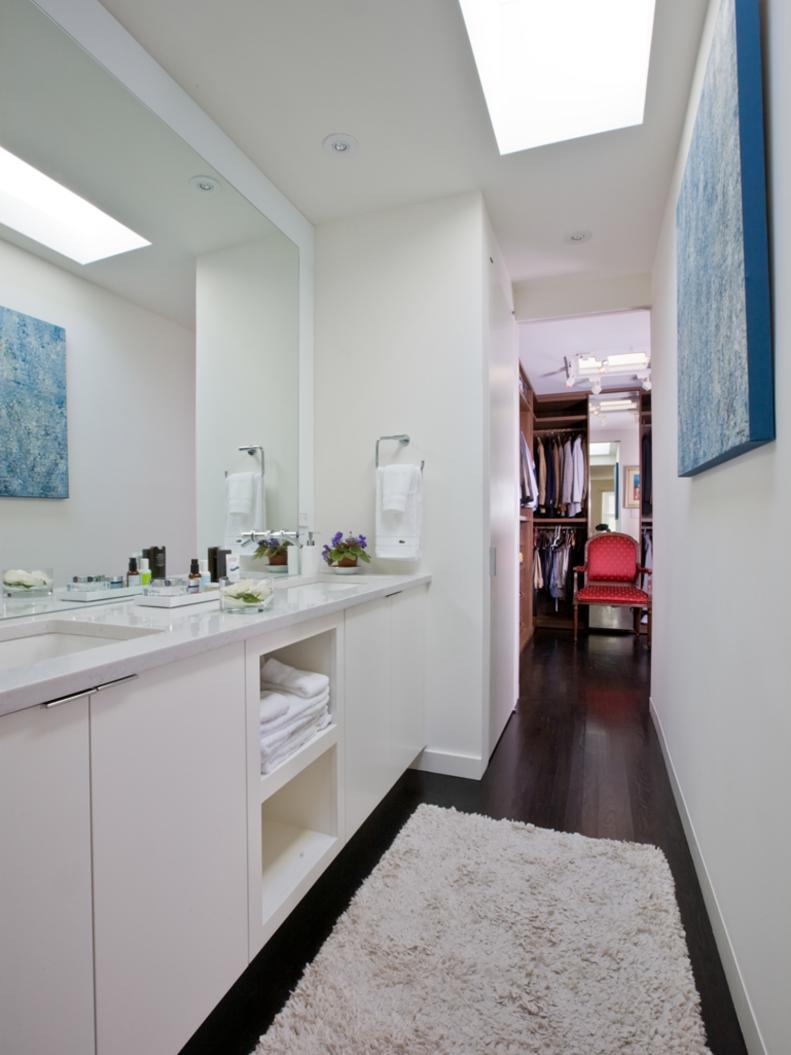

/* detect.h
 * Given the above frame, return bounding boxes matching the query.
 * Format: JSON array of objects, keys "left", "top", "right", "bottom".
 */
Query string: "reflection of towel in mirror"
[
  {"left": 224, "top": 471, "right": 266, "bottom": 551},
  {"left": 375, "top": 465, "right": 422, "bottom": 561}
]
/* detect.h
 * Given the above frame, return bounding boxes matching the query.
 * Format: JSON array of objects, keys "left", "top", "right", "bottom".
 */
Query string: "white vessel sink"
[{"left": 0, "top": 620, "right": 161, "bottom": 673}]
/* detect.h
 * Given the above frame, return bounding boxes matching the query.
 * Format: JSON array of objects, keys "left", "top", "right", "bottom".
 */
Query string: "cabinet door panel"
[
  {"left": 390, "top": 586, "right": 427, "bottom": 773},
  {"left": 0, "top": 700, "right": 94, "bottom": 1055},
  {"left": 344, "top": 599, "right": 391, "bottom": 836},
  {"left": 91, "top": 645, "right": 247, "bottom": 1055}
]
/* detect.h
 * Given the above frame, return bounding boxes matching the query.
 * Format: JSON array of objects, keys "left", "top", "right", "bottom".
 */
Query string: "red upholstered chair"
[{"left": 573, "top": 532, "right": 652, "bottom": 645}]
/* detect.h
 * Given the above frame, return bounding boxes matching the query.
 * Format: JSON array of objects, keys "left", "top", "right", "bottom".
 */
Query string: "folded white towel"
[
  {"left": 375, "top": 465, "right": 422, "bottom": 561},
  {"left": 224, "top": 471, "right": 266, "bottom": 552},
  {"left": 260, "top": 690, "right": 330, "bottom": 736},
  {"left": 259, "top": 691, "right": 291, "bottom": 726},
  {"left": 261, "top": 656, "right": 329, "bottom": 699},
  {"left": 380, "top": 464, "right": 419, "bottom": 513},
  {"left": 260, "top": 703, "right": 330, "bottom": 756},
  {"left": 226, "top": 471, "right": 255, "bottom": 514},
  {"left": 261, "top": 713, "right": 332, "bottom": 774}
]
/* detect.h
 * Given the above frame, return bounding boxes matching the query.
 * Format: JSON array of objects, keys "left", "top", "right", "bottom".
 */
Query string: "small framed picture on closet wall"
[{"left": 624, "top": 467, "right": 641, "bottom": 509}]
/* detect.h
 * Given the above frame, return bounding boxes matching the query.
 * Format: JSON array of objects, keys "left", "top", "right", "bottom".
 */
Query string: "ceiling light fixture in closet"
[
  {"left": 457, "top": 0, "right": 656, "bottom": 154},
  {"left": 0, "top": 144, "right": 150, "bottom": 264}
]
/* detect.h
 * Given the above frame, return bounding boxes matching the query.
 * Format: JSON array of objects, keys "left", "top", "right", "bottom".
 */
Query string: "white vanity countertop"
[{"left": 0, "top": 572, "right": 431, "bottom": 718}]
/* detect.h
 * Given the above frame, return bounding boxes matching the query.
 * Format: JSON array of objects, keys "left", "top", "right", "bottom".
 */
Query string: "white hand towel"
[
  {"left": 375, "top": 465, "right": 422, "bottom": 561},
  {"left": 261, "top": 713, "right": 332, "bottom": 774},
  {"left": 227, "top": 472, "right": 255, "bottom": 514},
  {"left": 380, "top": 464, "right": 418, "bottom": 513},
  {"left": 260, "top": 690, "right": 330, "bottom": 735},
  {"left": 260, "top": 707, "right": 330, "bottom": 758},
  {"left": 259, "top": 691, "right": 291, "bottom": 726},
  {"left": 260, "top": 656, "right": 329, "bottom": 699},
  {"left": 224, "top": 471, "right": 266, "bottom": 552}
]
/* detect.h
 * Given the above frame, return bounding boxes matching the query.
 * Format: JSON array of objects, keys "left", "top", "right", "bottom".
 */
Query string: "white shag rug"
[{"left": 256, "top": 805, "right": 711, "bottom": 1055}]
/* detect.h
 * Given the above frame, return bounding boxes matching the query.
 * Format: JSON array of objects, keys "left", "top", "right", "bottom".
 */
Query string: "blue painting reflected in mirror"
[
  {"left": 676, "top": 0, "right": 773, "bottom": 477},
  {"left": 0, "top": 305, "right": 68, "bottom": 498}
]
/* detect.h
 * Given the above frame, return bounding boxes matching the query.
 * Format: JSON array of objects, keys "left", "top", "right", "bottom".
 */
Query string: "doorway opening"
[{"left": 517, "top": 308, "right": 652, "bottom": 650}]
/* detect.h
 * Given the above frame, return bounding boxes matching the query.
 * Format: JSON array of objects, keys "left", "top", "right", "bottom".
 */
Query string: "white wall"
[
  {"left": 650, "top": 2, "right": 790, "bottom": 1052},
  {"left": 196, "top": 234, "right": 300, "bottom": 554},
  {"left": 0, "top": 238, "right": 195, "bottom": 581},
  {"left": 485, "top": 218, "right": 520, "bottom": 757},
  {"left": 315, "top": 192, "right": 491, "bottom": 778},
  {"left": 514, "top": 272, "right": 651, "bottom": 322}
]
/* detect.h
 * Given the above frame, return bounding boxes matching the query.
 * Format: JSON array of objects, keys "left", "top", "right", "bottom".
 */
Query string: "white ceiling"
[
  {"left": 0, "top": 0, "right": 279, "bottom": 329},
  {"left": 519, "top": 309, "right": 651, "bottom": 395},
  {"left": 97, "top": 0, "right": 707, "bottom": 284}
]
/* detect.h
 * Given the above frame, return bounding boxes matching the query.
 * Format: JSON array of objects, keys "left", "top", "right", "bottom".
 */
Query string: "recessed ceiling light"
[
  {"left": 0, "top": 144, "right": 150, "bottom": 265},
  {"left": 566, "top": 230, "right": 592, "bottom": 245},
  {"left": 457, "top": 0, "right": 656, "bottom": 155},
  {"left": 190, "top": 174, "right": 220, "bottom": 193},
  {"left": 322, "top": 133, "right": 359, "bottom": 156}
]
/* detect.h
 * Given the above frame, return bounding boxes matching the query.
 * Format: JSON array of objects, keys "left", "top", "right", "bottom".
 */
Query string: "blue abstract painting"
[
  {"left": 676, "top": 0, "right": 773, "bottom": 477},
  {"left": 0, "top": 305, "right": 68, "bottom": 498}
]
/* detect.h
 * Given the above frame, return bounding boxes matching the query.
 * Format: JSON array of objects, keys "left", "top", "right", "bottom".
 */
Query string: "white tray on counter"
[
  {"left": 134, "top": 590, "right": 219, "bottom": 609},
  {"left": 54, "top": 585, "right": 143, "bottom": 602}
]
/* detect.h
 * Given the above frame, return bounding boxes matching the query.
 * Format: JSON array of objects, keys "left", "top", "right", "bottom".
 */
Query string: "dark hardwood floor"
[{"left": 180, "top": 629, "right": 746, "bottom": 1055}]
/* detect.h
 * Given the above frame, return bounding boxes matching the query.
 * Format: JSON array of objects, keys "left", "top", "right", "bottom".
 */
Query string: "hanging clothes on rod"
[
  {"left": 519, "top": 432, "right": 538, "bottom": 509},
  {"left": 641, "top": 527, "right": 653, "bottom": 595},
  {"left": 532, "top": 526, "right": 584, "bottom": 609},
  {"left": 534, "top": 431, "right": 587, "bottom": 517}
]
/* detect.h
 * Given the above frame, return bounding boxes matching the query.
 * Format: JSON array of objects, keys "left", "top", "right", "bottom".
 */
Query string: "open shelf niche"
[{"left": 245, "top": 612, "right": 345, "bottom": 956}]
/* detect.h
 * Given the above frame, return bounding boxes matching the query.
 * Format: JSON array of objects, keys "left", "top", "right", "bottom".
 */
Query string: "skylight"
[
  {"left": 457, "top": 0, "right": 656, "bottom": 155},
  {"left": 0, "top": 145, "right": 150, "bottom": 265}
]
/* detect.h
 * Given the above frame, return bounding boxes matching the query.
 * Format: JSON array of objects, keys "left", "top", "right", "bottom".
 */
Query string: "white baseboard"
[
  {"left": 412, "top": 747, "right": 485, "bottom": 780},
  {"left": 649, "top": 698, "right": 768, "bottom": 1055}
]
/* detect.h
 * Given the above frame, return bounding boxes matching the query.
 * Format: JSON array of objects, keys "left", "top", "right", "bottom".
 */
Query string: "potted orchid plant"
[
  {"left": 254, "top": 536, "right": 292, "bottom": 570},
  {"left": 322, "top": 532, "right": 371, "bottom": 574}
]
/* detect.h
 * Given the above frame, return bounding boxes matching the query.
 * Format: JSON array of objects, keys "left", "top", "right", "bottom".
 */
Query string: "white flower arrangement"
[
  {"left": 220, "top": 578, "right": 274, "bottom": 610},
  {"left": 3, "top": 568, "right": 54, "bottom": 590}
]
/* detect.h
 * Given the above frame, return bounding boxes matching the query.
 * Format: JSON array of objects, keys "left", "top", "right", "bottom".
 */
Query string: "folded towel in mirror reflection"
[
  {"left": 375, "top": 464, "right": 422, "bottom": 561},
  {"left": 224, "top": 471, "right": 266, "bottom": 551}
]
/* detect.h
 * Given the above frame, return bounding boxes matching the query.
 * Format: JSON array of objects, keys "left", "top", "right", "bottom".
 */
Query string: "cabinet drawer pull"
[
  {"left": 385, "top": 590, "right": 403, "bottom": 598},
  {"left": 42, "top": 688, "right": 96, "bottom": 709},
  {"left": 95, "top": 673, "right": 138, "bottom": 693},
  {"left": 42, "top": 673, "right": 138, "bottom": 709}
]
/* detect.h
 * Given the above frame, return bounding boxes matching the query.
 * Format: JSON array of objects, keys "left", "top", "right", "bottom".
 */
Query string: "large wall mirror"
[
  {"left": 0, "top": 0, "right": 300, "bottom": 601},
  {"left": 588, "top": 389, "right": 641, "bottom": 631}
]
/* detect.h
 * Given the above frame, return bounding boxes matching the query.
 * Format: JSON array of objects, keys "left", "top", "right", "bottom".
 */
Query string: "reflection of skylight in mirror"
[{"left": 0, "top": 145, "right": 150, "bottom": 264}]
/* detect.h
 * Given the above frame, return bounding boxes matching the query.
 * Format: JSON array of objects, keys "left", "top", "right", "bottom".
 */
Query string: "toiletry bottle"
[
  {"left": 199, "top": 559, "right": 211, "bottom": 589},
  {"left": 139, "top": 558, "right": 152, "bottom": 586},
  {"left": 287, "top": 538, "right": 300, "bottom": 576},
  {"left": 301, "top": 532, "right": 320, "bottom": 577},
  {"left": 207, "top": 546, "right": 219, "bottom": 582},
  {"left": 188, "top": 559, "right": 201, "bottom": 593},
  {"left": 126, "top": 557, "right": 141, "bottom": 588},
  {"left": 150, "top": 545, "right": 167, "bottom": 579}
]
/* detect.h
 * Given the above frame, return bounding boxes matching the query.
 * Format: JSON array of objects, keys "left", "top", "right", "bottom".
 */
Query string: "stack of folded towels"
[{"left": 259, "top": 656, "right": 332, "bottom": 774}]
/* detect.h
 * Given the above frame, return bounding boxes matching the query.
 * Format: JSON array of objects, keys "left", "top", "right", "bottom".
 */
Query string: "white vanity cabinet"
[
  {"left": 90, "top": 644, "right": 248, "bottom": 1055},
  {"left": 345, "top": 584, "right": 428, "bottom": 836},
  {"left": 0, "top": 697, "right": 95, "bottom": 1055}
]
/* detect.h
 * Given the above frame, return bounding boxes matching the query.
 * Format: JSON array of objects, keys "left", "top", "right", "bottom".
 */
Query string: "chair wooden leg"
[
  {"left": 573, "top": 603, "right": 579, "bottom": 643},
  {"left": 632, "top": 607, "right": 640, "bottom": 636}
]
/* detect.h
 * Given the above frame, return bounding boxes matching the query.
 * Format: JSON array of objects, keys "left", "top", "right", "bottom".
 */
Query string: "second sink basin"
[{"left": 0, "top": 620, "right": 161, "bottom": 673}]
